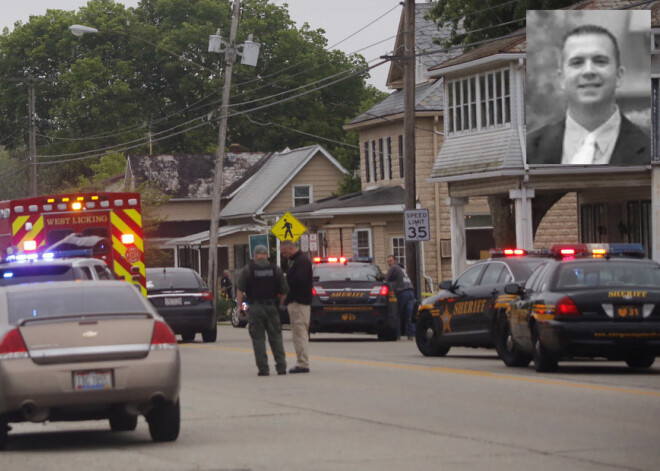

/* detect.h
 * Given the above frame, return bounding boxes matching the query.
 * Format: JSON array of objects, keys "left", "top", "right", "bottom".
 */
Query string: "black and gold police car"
[
  {"left": 498, "top": 244, "right": 660, "bottom": 372},
  {"left": 415, "top": 249, "right": 548, "bottom": 356},
  {"left": 310, "top": 257, "right": 398, "bottom": 340}
]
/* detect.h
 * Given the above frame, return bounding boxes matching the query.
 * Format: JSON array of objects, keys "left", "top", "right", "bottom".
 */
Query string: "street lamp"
[{"left": 69, "top": 25, "right": 99, "bottom": 36}]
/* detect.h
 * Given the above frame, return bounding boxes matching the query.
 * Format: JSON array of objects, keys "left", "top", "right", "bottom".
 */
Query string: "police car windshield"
[
  {"left": 0, "top": 265, "right": 74, "bottom": 286},
  {"left": 6, "top": 285, "right": 148, "bottom": 325},
  {"left": 555, "top": 261, "right": 660, "bottom": 290},
  {"left": 313, "top": 264, "right": 381, "bottom": 282}
]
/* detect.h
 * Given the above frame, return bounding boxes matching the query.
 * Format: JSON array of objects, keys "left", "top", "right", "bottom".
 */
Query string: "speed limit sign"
[{"left": 404, "top": 209, "right": 430, "bottom": 242}]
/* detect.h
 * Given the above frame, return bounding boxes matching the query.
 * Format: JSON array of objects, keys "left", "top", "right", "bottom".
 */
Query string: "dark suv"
[
  {"left": 310, "top": 257, "right": 398, "bottom": 340},
  {"left": 146, "top": 267, "right": 217, "bottom": 343}
]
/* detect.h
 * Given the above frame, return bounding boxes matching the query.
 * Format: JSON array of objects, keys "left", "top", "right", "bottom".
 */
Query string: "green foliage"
[
  {"left": 0, "top": 0, "right": 382, "bottom": 196},
  {"left": 427, "top": 0, "right": 576, "bottom": 49},
  {"left": 338, "top": 173, "right": 361, "bottom": 195}
]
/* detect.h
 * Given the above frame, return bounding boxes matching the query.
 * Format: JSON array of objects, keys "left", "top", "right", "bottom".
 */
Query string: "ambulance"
[{"left": 0, "top": 192, "right": 146, "bottom": 295}]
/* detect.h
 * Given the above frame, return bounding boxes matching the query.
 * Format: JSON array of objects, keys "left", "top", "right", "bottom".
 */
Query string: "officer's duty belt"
[{"left": 249, "top": 299, "right": 278, "bottom": 306}]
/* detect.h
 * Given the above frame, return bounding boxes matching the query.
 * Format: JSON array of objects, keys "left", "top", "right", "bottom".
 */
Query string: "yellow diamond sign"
[{"left": 271, "top": 212, "right": 307, "bottom": 242}]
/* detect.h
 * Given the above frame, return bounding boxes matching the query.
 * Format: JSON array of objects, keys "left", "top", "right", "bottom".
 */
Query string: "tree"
[
  {"left": 0, "top": 0, "right": 381, "bottom": 198},
  {"left": 427, "top": 0, "right": 577, "bottom": 50}
]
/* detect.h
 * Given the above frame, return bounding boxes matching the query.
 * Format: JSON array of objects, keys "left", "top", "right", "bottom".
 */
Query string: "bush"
[{"left": 216, "top": 297, "right": 234, "bottom": 322}]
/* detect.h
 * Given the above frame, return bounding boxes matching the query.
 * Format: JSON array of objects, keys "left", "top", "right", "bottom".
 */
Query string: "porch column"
[
  {"left": 652, "top": 163, "right": 660, "bottom": 262},
  {"left": 509, "top": 188, "right": 535, "bottom": 250},
  {"left": 446, "top": 196, "right": 468, "bottom": 278}
]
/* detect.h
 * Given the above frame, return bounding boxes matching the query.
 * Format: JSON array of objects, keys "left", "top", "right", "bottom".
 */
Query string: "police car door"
[
  {"left": 511, "top": 263, "right": 551, "bottom": 349},
  {"left": 444, "top": 263, "right": 486, "bottom": 337},
  {"left": 464, "top": 261, "right": 509, "bottom": 344}
]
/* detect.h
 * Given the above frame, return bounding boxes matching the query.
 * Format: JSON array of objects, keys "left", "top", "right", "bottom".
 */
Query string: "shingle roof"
[
  {"left": 127, "top": 152, "right": 267, "bottom": 199},
  {"left": 219, "top": 145, "right": 348, "bottom": 219},
  {"left": 280, "top": 185, "right": 405, "bottom": 216},
  {"left": 347, "top": 79, "right": 444, "bottom": 126}
]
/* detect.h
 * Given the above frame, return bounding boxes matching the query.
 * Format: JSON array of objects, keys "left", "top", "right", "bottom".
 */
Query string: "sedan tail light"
[
  {"left": 556, "top": 296, "right": 581, "bottom": 318},
  {"left": 200, "top": 291, "right": 213, "bottom": 301},
  {"left": 150, "top": 320, "right": 177, "bottom": 349},
  {"left": 0, "top": 328, "right": 29, "bottom": 359}
]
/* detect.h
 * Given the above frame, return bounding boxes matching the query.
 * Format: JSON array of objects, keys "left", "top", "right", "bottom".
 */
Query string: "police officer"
[
  {"left": 236, "top": 245, "right": 289, "bottom": 376},
  {"left": 385, "top": 255, "right": 415, "bottom": 340}
]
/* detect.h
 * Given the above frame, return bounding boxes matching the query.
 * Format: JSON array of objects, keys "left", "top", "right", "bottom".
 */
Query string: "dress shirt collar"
[{"left": 562, "top": 106, "right": 621, "bottom": 164}]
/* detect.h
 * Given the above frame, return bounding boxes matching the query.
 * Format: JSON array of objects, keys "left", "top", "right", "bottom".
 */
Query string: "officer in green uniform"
[{"left": 236, "top": 244, "right": 289, "bottom": 376}]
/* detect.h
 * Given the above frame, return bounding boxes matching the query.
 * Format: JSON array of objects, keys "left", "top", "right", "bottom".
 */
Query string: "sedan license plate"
[
  {"left": 165, "top": 297, "right": 183, "bottom": 306},
  {"left": 616, "top": 305, "right": 641, "bottom": 319},
  {"left": 73, "top": 370, "right": 113, "bottom": 390}
]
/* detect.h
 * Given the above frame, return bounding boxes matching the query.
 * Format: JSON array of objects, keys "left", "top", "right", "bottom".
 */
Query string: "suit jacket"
[{"left": 527, "top": 114, "right": 650, "bottom": 165}]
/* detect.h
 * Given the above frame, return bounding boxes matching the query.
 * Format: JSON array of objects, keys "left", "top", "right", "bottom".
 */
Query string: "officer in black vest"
[{"left": 236, "top": 245, "right": 289, "bottom": 376}]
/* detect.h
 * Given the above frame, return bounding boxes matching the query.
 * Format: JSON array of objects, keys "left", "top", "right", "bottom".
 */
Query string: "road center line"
[{"left": 185, "top": 343, "right": 660, "bottom": 398}]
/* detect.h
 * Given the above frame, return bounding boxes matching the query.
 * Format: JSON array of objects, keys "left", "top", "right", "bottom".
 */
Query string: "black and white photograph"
[{"left": 526, "top": 10, "right": 651, "bottom": 165}]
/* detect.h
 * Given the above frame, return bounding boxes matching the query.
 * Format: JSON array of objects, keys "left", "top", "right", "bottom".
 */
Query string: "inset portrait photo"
[{"left": 526, "top": 10, "right": 651, "bottom": 165}]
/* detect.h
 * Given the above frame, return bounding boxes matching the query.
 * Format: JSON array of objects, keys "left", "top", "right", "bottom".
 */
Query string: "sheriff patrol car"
[
  {"left": 310, "top": 257, "right": 398, "bottom": 340},
  {"left": 497, "top": 244, "right": 660, "bottom": 372},
  {"left": 415, "top": 249, "right": 548, "bottom": 356}
]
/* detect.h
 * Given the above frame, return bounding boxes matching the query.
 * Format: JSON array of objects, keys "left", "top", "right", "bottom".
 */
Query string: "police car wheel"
[
  {"left": 495, "top": 315, "right": 531, "bottom": 367},
  {"left": 624, "top": 353, "right": 655, "bottom": 369},
  {"left": 0, "top": 419, "right": 8, "bottom": 451},
  {"left": 377, "top": 328, "right": 398, "bottom": 341},
  {"left": 231, "top": 306, "right": 247, "bottom": 328},
  {"left": 181, "top": 332, "right": 195, "bottom": 342},
  {"left": 532, "top": 329, "right": 558, "bottom": 373},
  {"left": 202, "top": 325, "right": 218, "bottom": 343},
  {"left": 415, "top": 312, "right": 450, "bottom": 357}
]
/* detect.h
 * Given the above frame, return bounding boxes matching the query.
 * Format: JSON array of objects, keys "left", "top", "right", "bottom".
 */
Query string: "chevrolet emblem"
[{"left": 82, "top": 331, "right": 98, "bottom": 338}]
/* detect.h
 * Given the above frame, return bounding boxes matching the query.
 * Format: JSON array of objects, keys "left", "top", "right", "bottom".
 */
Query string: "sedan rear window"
[
  {"left": 146, "top": 269, "right": 204, "bottom": 290},
  {"left": 0, "top": 265, "right": 75, "bottom": 286},
  {"left": 313, "top": 264, "right": 382, "bottom": 282},
  {"left": 555, "top": 261, "right": 660, "bottom": 290},
  {"left": 7, "top": 285, "right": 148, "bottom": 324}
]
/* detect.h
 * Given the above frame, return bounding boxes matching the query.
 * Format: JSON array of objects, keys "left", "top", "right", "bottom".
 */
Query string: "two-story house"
[{"left": 426, "top": 0, "right": 658, "bottom": 275}]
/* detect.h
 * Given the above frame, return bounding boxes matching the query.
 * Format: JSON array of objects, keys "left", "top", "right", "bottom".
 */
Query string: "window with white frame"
[
  {"left": 354, "top": 229, "right": 371, "bottom": 258},
  {"left": 293, "top": 185, "right": 312, "bottom": 207},
  {"left": 392, "top": 237, "right": 405, "bottom": 267},
  {"left": 446, "top": 68, "right": 510, "bottom": 135}
]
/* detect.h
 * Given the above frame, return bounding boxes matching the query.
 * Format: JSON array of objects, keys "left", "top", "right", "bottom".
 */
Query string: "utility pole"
[
  {"left": 28, "top": 81, "right": 37, "bottom": 196},
  {"left": 208, "top": 0, "right": 241, "bottom": 300},
  {"left": 8, "top": 75, "right": 54, "bottom": 196},
  {"left": 403, "top": 0, "right": 419, "bottom": 298}
]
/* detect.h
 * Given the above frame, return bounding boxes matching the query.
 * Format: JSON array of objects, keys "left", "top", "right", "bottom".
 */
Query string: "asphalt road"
[{"left": 3, "top": 325, "right": 660, "bottom": 471}]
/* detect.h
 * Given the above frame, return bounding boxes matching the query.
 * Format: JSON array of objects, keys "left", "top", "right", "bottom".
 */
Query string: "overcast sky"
[{"left": 1, "top": 0, "right": 402, "bottom": 91}]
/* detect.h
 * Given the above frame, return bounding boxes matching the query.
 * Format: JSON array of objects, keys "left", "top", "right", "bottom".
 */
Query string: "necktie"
[{"left": 571, "top": 133, "right": 597, "bottom": 165}]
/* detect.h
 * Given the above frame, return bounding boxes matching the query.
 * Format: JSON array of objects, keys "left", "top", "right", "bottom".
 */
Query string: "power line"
[
  {"left": 37, "top": 60, "right": 388, "bottom": 165},
  {"left": 246, "top": 116, "right": 359, "bottom": 149}
]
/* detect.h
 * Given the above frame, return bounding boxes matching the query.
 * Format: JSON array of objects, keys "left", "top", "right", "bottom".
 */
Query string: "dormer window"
[{"left": 446, "top": 68, "right": 511, "bottom": 135}]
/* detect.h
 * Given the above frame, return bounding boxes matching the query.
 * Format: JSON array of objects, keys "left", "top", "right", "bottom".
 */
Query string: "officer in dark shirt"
[
  {"left": 280, "top": 240, "right": 313, "bottom": 373},
  {"left": 236, "top": 245, "right": 289, "bottom": 376},
  {"left": 220, "top": 269, "right": 233, "bottom": 299}
]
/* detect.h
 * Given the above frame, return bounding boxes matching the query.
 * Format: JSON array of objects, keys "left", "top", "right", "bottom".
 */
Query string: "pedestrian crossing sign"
[{"left": 271, "top": 212, "right": 307, "bottom": 242}]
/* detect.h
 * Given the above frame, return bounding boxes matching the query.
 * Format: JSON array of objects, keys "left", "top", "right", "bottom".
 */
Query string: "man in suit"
[{"left": 527, "top": 24, "right": 650, "bottom": 165}]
